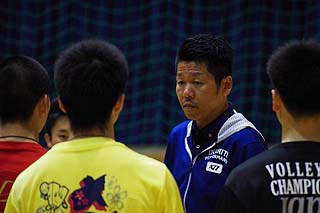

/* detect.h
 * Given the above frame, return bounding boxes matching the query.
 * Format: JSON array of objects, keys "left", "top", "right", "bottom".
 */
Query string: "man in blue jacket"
[{"left": 164, "top": 34, "right": 267, "bottom": 213}]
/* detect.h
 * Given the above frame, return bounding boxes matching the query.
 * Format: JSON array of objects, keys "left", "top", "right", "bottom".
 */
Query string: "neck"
[
  {"left": 0, "top": 123, "right": 38, "bottom": 142},
  {"left": 72, "top": 125, "right": 114, "bottom": 140},
  {"left": 197, "top": 101, "right": 228, "bottom": 129},
  {"left": 281, "top": 116, "right": 320, "bottom": 143}
]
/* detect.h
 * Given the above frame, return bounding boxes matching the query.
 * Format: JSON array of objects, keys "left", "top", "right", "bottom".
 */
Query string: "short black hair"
[
  {"left": 267, "top": 40, "right": 320, "bottom": 117},
  {"left": 45, "top": 98, "right": 67, "bottom": 136},
  {"left": 0, "top": 55, "right": 49, "bottom": 123},
  {"left": 176, "top": 34, "right": 233, "bottom": 87},
  {"left": 54, "top": 40, "right": 129, "bottom": 132}
]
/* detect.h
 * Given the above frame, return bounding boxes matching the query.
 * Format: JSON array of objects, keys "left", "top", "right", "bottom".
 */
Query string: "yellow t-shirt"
[{"left": 5, "top": 137, "right": 183, "bottom": 213}]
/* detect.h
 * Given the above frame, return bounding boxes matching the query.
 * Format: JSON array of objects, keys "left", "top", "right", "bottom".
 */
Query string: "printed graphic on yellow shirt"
[
  {"left": 69, "top": 175, "right": 107, "bottom": 212},
  {"left": 37, "top": 181, "right": 69, "bottom": 212},
  {"left": 36, "top": 174, "right": 128, "bottom": 213},
  {"left": 105, "top": 176, "right": 128, "bottom": 212}
]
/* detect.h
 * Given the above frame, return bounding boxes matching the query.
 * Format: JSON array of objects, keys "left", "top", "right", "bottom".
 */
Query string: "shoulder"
[
  {"left": 124, "top": 149, "right": 176, "bottom": 190},
  {"left": 168, "top": 120, "right": 191, "bottom": 142},
  {"left": 227, "top": 127, "right": 265, "bottom": 147},
  {"left": 122, "top": 146, "right": 168, "bottom": 172},
  {"left": 232, "top": 127, "right": 263, "bottom": 140},
  {"left": 28, "top": 143, "right": 47, "bottom": 156},
  {"left": 170, "top": 120, "right": 191, "bottom": 133},
  {"left": 219, "top": 112, "right": 265, "bottom": 146},
  {"left": 9, "top": 154, "right": 46, "bottom": 197},
  {"left": 226, "top": 148, "right": 274, "bottom": 185}
]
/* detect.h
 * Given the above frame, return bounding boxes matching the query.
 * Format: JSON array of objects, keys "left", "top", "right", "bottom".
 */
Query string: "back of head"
[
  {"left": 176, "top": 34, "right": 233, "bottom": 86},
  {"left": 267, "top": 40, "right": 320, "bottom": 117},
  {"left": 54, "top": 40, "right": 129, "bottom": 132},
  {"left": 0, "top": 56, "right": 49, "bottom": 124}
]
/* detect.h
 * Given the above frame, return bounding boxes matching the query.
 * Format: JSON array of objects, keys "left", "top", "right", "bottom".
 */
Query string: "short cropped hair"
[
  {"left": 267, "top": 40, "right": 320, "bottom": 116},
  {"left": 0, "top": 56, "right": 49, "bottom": 123},
  {"left": 175, "top": 34, "right": 233, "bottom": 87},
  {"left": 54, "top": 40, "right": 129, "bottom": 132}
]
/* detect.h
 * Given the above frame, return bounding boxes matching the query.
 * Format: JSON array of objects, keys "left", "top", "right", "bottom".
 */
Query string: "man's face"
[{"left": 176, "top": 61, "right": 230, "bottom": 129}]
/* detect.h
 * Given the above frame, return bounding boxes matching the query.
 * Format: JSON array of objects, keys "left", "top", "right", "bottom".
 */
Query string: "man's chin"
[{"left": 183, "top": 112, "right": 196, "bottom": 120}]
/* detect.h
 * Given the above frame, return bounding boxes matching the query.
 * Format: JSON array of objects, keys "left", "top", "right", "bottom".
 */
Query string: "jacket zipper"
[
  {"left": 182, "top": 141, "right": 217, "bottom": 213},
  {"left": 182, "top": 153, "right": 199, "bottom": 213}
]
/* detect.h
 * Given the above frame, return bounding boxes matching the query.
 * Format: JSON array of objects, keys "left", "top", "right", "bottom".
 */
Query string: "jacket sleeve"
[
  {"left": 231, "top": 128, "right": 267, "bottom": 167},
  {"left": 163, "top": 131, "right": 175, "bottom": 171}
]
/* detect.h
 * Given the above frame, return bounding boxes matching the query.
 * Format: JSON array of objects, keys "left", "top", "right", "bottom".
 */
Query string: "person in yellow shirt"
[{"left": 5, "top": 40, "right": 183, "bottom": 213}]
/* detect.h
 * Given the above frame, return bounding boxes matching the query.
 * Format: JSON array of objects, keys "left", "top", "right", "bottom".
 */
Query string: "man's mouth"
[{"left": 183, "top": 103, "right": 196, "bottom": 108}]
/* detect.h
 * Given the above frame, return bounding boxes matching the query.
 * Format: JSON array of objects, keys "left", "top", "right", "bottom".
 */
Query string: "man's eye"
[
  {"left": 59, "top": 135, "right": 68, "bottom": 140},
  {"left": 177, "top": 81, "right": 185, "bottom": 85},
  {"left": 194, "top": 81, "right": 202, "bottom": 85}
]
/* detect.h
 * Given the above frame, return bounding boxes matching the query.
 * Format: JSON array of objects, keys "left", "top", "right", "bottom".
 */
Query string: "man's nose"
[{"left": 183, "top": 84, "right": 195, "bottom": 98}]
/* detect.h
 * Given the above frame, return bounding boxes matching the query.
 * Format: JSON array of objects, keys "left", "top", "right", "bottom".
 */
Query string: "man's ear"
[
  {"left": 58, "top": 99, "right": 67, "bottom": 113},
  {"left": 114, "top": 94, "right": 125, "bottom": 113},
  {"left": 272, "top": 89, "right": 281, "bottom": 112},
  {"left": 112, "top": 94, "right": 125, "bottom": 124},
  {"left": 221, "top": 76, "right": 233, "bottom": 96},
  {"left": 38, "top": 94, "right": 50, "bottom": 114}
]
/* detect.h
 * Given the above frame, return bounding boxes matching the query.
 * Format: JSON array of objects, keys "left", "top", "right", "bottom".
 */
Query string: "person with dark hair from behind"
[
  {"left": 0, "top": 56, "right": 49, "bottom": 212},
  {"left": 5, "top": 40, "right": 183, "bottom": 213},
  {"left": 164, "top": 34, "right": 267, "bottom": 213},
  {"left": 44, "top": 97, "right": 73, "bottom": 149},
  {"left": 215, "top": 40, "right": 320, "bottom": 213}
]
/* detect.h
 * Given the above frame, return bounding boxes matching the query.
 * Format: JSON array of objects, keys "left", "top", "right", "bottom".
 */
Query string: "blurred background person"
[{"left": 44, "top": 98, "right": 73, "bottom": 149}]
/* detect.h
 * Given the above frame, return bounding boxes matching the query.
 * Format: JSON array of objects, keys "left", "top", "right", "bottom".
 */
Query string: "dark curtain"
[{"left": 1, "top": 0, "right": 319, "bottom": 146}]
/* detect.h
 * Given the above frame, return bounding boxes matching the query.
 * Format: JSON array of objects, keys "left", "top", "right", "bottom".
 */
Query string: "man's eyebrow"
[{"left": 176, "top": 72, "right": 204, "bottom": 77}]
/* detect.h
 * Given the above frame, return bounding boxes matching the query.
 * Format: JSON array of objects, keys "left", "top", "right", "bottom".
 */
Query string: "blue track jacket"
[{"left": 164, "top": 111, "right": 267, "bottom": 213}]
